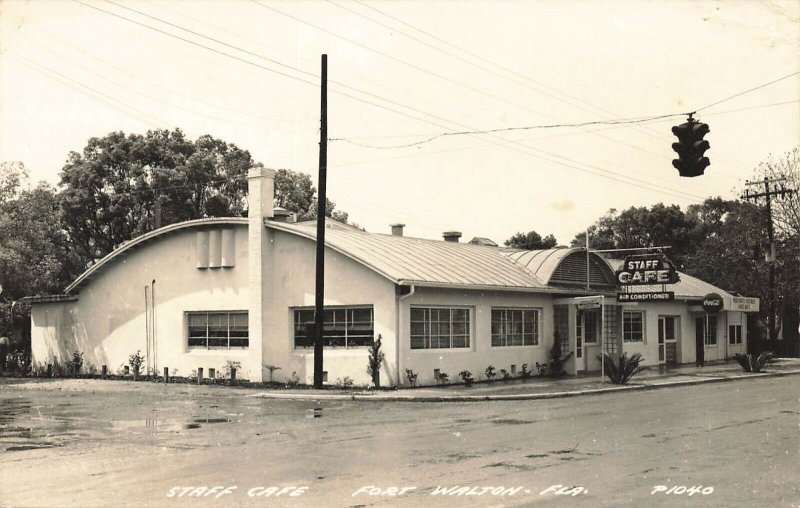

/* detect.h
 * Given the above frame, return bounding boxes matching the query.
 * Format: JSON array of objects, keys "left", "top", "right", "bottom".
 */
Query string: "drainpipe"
[
  {"left": 152, "top": 279, "right": 157, "bottom": 374},
  {"left": 397, "top": 284, "right": 415, "bottom": 386}
]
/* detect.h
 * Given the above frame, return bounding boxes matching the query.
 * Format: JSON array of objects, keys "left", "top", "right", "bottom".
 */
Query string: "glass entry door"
[{"left": 658, "top": 316, "right": 678, "bottom": 366}]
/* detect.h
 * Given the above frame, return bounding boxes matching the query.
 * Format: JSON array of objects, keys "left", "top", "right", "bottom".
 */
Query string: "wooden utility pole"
[
  {"left": 313, "top": 54, "right": 328, "bottom": 389},
  {"left": 743, "top": 176, "right": 796, "bottom": 342}
]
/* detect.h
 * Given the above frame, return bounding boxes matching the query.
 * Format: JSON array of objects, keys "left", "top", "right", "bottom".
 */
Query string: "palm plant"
[
  {"left": 733, "top": 352, "right": 774, "bottom": 373},
  {"left": 601, "top": 352, "right": 646, "bottom": 384}
]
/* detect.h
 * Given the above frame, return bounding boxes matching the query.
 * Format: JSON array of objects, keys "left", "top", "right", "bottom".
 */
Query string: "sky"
[{"left": 1, "top": 0, "right": 798, "bottom": 246}]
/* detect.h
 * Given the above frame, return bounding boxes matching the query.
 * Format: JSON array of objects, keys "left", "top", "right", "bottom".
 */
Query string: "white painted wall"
[
  {"left": 31, "top": 224, "right": 252, "bottom": 379},
  {"left": 262, "top": 229, "right": 398, "bottom": 387},
  {"left": 398, "top": 287, "right": 555, "bottom": 386}
]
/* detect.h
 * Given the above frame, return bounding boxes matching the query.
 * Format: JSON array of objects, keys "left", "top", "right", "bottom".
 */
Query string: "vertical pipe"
[
  {"left": 585, "top": 229, "right": 590, "bottom": 291},
  {"left": 144, "top": 286, "right": 150, "bottom": 373},
  {"left": 152, "top": 279, "right": 157, "bottom": 374}
]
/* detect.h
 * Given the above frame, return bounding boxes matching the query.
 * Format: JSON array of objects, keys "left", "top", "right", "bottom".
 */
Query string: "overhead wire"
[
  {"left": 344, "top": 0, "right": 786, "bottom": 175},
  {"left": 70, "top": 0, "right": 717, "bottom": 203}
]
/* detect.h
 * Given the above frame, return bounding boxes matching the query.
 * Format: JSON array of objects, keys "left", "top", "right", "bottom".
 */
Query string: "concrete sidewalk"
[{"left": 249, "top": 357, "right": 800, "bottom": 402}]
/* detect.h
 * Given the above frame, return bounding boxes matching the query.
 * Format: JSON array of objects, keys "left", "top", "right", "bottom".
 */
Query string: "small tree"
[
  {"left": 484, "top": 365, "right": 496, "bottom": 382},
  {"left": 263, "top": 364, "right": 281, "bottom": 383},
  {"left": 69, "top": 350, "right": 84, "bottom": 377},
  {"left": 367, "top": 334, "right": 385, "bottom": 388},
  {"left": 128, "top": 350, "right": 144, "bottom": 380},
  {"left": 459, "top": 370, "right": 474, "bottom": 386}
]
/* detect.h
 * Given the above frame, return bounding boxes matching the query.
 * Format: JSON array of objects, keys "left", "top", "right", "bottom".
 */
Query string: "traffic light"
[{"left": 671, "top": 115, "right": 710, "bottom": 177}]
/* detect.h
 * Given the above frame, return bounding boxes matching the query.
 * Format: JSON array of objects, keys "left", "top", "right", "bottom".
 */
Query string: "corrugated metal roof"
[
  {"left": 606, "top": 259, "right": 734, "bottom": 299},
  {"left": 268, "top": 221, "right": 550, "bottom": 290},
  {"left": 502, "top": 247, "right": 616, "bottom": 286}
]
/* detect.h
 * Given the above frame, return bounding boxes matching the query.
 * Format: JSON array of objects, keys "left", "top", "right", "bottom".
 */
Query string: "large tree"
[
  {"left": 505, "top": 230, "right": 558, "bottom": 250},
  {"left": 59, "top": 129, "right": 351, "bottom": 266},
  {"left": 572, "top": 203, "right": 695, "bottom": 267},
  {"left": 0, "top": 163, "right": 80, "bottom": 341}
]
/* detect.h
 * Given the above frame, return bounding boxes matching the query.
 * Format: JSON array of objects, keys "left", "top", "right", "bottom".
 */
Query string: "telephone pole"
[
  {"left": 313, "top": 54, "right": 328, "bottom": 389},
  {"left": 742, "top": 176, "right": 796, "bottom": 342}
]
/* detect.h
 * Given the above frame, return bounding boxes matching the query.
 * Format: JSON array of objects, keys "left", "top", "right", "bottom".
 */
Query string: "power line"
[
  {"left": 330, "top": 112, "right": 687, "bottom": 149},
  {"left": 71, "top": 0, "right": 504, "bottom": 139},
  {"left": 71, "top": 0, "right": 708, "bottom": 204},
  {"left": 10, "top": 52, "right": 167, "bottom": 128},
  {"left": 344, "top": 0, "right": 768, "bottom": 174},
  {"left": 696, "top": 71, "right": 799, "bottom": 112},
  {"left": 247, "top": 0, "right": 708, "bottom": 202}
]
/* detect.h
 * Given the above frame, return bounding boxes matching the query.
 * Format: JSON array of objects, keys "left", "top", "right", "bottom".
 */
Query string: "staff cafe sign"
[
  {"left": 616, "top": 254, "right": 678, "bottom": 303},
  {"left": 615, "top": 254, "right": 679, "bottom": 286}
]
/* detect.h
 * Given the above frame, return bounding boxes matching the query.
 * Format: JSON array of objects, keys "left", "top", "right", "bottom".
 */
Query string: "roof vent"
[
  {"left": 443, "top": 231, "right": 462, "bottom": 243},
  {"left": 273, "top": 207, "right": 296, "bottom": 223},
  {"left": 468, "top": 237, "right": 498, "bottom": 247},
  {"left": 390, "top": 223, "right": 405, "bottom": 236}
]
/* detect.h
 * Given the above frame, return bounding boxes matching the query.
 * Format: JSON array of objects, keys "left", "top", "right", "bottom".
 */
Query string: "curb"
[{"left": 248, "top": 369, "right": 800, "bottom": 403}]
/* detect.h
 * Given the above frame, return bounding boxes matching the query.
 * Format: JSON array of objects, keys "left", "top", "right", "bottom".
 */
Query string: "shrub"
[
  {"left": 459, "top": 370, "right": 474, "bottom": 387},
  {"left": 6, "top": 350, "right": 31, "bottom": 376},
  {"left": 367, "top": 335, "right": 385, "bottom": 388},
  {"left": 285, "top": 371, "right": 300, "bottom": 387},
  {"left": 601, "top": 352, "right": 646, "bottom": 384},
  {"left": 520, "top": 363, "right": 531, "bottom": 378},
  {"left": 733, "top": 352, "right": 774, "bottom": 373},
  {"left": 69, "top": 350, "right": 84, "bottom": 377},
  {"left": 334, "top": 376, "right": 354, "bottom": 389},
  {"left": 435, "top": 371, "right": 450, "bottom": 385},
  {"left": 484, "top": 365, "right": 496, "bottom": 382},
  {"left": 405, "top": 369, "right": 419, "bottom": 387},
  {"left": 224, "top": 360, "right": 242, "bottom": 378},
  {"left": 128, "top": 351, "right": 144, "bottom": 379},
  {"left": 500, "top": 369, "right": 511, "bottom": 381},
  {"left": 547, "top": 331, "right": 573, "bottom": 376},
  {"left": 535, "top": 361, "right": 549, "bottom": 376}
]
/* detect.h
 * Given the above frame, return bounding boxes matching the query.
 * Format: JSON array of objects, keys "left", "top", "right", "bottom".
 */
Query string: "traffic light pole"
[{"left": 743, "top": 176, "right": 796, "bottom": 342}]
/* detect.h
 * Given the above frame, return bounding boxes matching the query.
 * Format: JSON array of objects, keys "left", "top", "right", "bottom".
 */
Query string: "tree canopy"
[
  {"left": 504, "top": 230, "right": 558, "bottom": 250},
  {"left": 58, "top": 129, "right": 350, "bottom": 266}
]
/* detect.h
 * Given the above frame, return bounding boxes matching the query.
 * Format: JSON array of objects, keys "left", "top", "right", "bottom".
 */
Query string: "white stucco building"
[{"left": 29, "top": 168, "right": 758, "bottom": 386}]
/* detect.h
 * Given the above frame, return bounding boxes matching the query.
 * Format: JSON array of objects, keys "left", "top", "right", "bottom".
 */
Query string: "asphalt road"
[{"left": 1, "top": 376, "right": 798, "bottom": 507}]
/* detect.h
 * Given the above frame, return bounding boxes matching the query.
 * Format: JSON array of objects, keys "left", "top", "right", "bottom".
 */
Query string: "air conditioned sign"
[{"left": 615, "top": 254, "right": 679, "bottom": 286}]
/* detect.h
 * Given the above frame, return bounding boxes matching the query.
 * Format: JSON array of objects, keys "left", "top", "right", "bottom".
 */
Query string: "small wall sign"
[
  {"left": 702, "top": 293, "right": 724, "bottom": 313},
  {"left": 617, "top": 291, "right": 674, "bottom": 303}
]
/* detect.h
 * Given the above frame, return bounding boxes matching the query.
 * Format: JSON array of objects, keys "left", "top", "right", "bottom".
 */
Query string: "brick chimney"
[
  {"left": 442, "top": 231, "right": 462, "bottom": 243},
  {"left": 390, "top": 223, "right": 405, "bottom": 236}
]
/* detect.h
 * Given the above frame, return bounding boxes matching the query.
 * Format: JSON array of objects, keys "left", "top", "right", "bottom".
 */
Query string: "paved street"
[{"left": 1, "top": 376, "right": 798, "bottom": 507}]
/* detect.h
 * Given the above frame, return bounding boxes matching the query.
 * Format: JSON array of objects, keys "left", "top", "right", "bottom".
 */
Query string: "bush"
[
  {"left": 128, "top": 350, "right": 144, "bottom": 379},
  {"left": 435, "top": 371, "right": 449, "bottom": 385},
  {"left": 459, "top": 370, "right": 474, "bottom": 387},
  {"left": 484, "top": 365, "right": 496, "bottom": 382},
  {"left": 285, "top": 371, "right": 300, "bottom": 387},
  {"left": 601, "top": 352, "right": 646, "bottom": 384},
  {"left": 547, "top": 331, "right": 573, "bottom": 376},
  {"left": 367, "top": 335, "right": 385, "bottom": 388},
  {"left": 334, "top": 376, "right": 354, "bottom": 388},
  {"left": 70, "top": 350, "right": 84, "bottom": 377},
  {"left": 405, "top": 369, "right": 419, "bottom": 387},
  {"left": 520, "top": 363, "right": 531, "bottom": 379},
  {"left": 500, "top": 369, "right": 511, "bottom": 381},
  {"left": 733, "top": 351, "right": 774, "bottom": 373}
]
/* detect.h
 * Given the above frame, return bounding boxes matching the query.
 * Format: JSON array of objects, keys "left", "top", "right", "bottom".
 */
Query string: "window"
[
  {"left": 704, "top": 315, "right": 718, "bottom": 345},
  {"left": 729, "top": 324, "right": 743, "bottom": 344},
  {"left": 188, "top": 311, "right": 248, "bottom": 349},
  {"left": 410, "top": 307, "right": 470, "bottom": 349},
  {"left": 622, "top": 310, "right": 644, "bottom": 343},
  {"left": 293, "top": 306, "right": 374, "bottom": 348},
  {"left": 491, "top": 308, "right": 540, "bottom": 346}
]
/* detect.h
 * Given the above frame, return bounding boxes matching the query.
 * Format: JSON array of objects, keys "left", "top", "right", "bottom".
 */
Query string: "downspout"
[
  {"left": 144, "top": 286, "right": 150, "bottom": 372},
  {"left": 152, "top": 279, "right": 157, "bottom": 374},
  {"left": 397, "top": 284, "right": 416, "bottom": 386}
]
